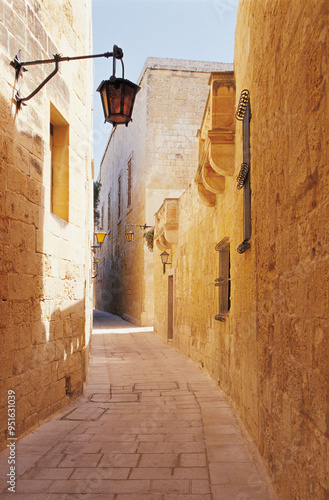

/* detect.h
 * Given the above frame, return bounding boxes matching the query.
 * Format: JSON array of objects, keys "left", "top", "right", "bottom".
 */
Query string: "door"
[{"left": 167, "top": 275, "right": 174, "bottom": 340}]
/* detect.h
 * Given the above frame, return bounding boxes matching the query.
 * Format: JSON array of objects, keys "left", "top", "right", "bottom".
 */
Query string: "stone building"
[
  {"left": 0, "top": 0, "right": 93, "bottom": 449},
  {"left": 95, "top": 58, "right": 232, "bottom": 326},
  {"left": 153, "top": 1, "right": 329, "bottom": 499}
]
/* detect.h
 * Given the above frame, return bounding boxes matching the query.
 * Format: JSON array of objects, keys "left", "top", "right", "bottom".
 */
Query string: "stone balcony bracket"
[
  {"left": 196, "top": 71, "right": 236, "bottom": 205},
  {"left": 154, "top": 198, "right": 179, "bottom": 251}
]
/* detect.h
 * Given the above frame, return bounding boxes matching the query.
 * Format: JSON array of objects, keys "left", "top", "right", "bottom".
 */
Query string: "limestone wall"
[
  {"left": 234, "top": 1, "right": 329, "bottom": 498},
  {"left": 0, "top": 0, "right": 93, "bottom": 449}
]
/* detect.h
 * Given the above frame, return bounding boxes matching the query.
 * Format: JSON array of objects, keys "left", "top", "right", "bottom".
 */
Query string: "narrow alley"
[{"left": 0, "top": 311, "right": 275, "bottom": 499}]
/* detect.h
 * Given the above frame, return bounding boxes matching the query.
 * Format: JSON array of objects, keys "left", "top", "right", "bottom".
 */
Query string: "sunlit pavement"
[{"left": 0, "top": 310, "right": 275, "bottom": 499}]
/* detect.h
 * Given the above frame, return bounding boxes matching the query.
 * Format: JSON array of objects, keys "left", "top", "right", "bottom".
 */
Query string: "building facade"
[
  {"left": 95, "top": 58, "right": 232, "bottom": 326},
  {"left": 0, "top": 0, "right": 93, "bottom": 449},
  {"left": 154, "top": 1, "right": 329, "bottom": 499}
]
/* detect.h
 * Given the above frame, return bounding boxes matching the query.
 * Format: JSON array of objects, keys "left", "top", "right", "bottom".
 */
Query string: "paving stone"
[
  {"left": 67, "top": 495, "right": 115, "bottom": 500},
  {"left": 139, "top": 453, "right": 179, "bottom": 467},
  {"left": 164, "top": 495, "right": 212, "bottom": 500},
  {"left": 58, "top": 453, "right": 102, "bottom": 468},
  {"left": 15, "top": 479, "right": 54, "bottom": 493},
  {"left": 207, "top": 444, "right": 253, "bottom": 463},
  {"left": 98, "top": 453, "right": 140, "bottom": 468},
  {"left": 83, "top": 479, "right": 150, "bottom": 494},
  {"left": 99, "top": 441, "right": 138, "bottom": 453},
  {"left": 180, "top": 453, "right": 207, "bottom": 467},
  {"left": 47, "top": 479, "right": 88, "bottom": 494},
  {"left": 116, "top": 495, "right": 162, "bottom": 500},
  {"left": 209, "top": 462, "right": 263, "bottom": 485},
  {"left": 192, "top": 479, "right": 211, "bottom": 494},
  {"left": 70, "top": 467, "right": 130, "bottom": 480},
  {"left": 34, "top": 454, "right": 64, "bottom": 467},
  {"left": 21, "top": 467, "right": 72, "bottom": 480},
  {"left": 0, "top": 311, "right": 275, "bottom": 500},
  {"left": 211, "top": 483, "right": 272, "bottom": 499},
  {"left": 137, "top": 441, "right": 176, "bottom": 453},
  {"left": 0, "top": 496, "right": 58, "bottom": 500},
  {"left": 150, "top": 479, "right": 190, "bottom": 493},
  {"left": 173, "top": 467, "right": 209, "bottom": 479},
  {"left": 130, "top": 467, "right": 172, "bottom": 479}
]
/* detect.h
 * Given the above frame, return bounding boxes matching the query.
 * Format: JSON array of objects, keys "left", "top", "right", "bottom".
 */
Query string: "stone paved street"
[{"left": 0, "top": 311, "right": 275, "bottom": 499}]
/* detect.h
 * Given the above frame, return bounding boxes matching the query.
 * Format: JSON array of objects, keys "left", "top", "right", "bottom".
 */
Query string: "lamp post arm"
[
  {"left": 11, "top": 46, "right": 124, "bottom": 108},
  {"left": 13, "top": 50, "right": 118, "bottom": 68},
  {"left": 15, "top": 58, "right": 60, "bottom": 108}
]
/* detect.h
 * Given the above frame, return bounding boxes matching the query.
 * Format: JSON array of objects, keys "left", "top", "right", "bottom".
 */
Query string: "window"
[
  {"left": 118, "top": 176, "right": 121, "bottom": 219},
  {"left": 100, "top": 204, "right": 104, "bottom": 229},
  {"left": 107, "top": 192, "right": 111, "bottom": 231},
  {"left": 215, "top": 237, "right": 231, "bottom": 321},
  {"left": 127, "top": 158, "right": 132, "bottom": 208},
  {"left": 50, "top": 104, "right": 69, "bottom": 221}
]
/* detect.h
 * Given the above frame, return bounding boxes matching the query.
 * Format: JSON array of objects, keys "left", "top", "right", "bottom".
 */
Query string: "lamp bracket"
[
  {"left": 11, "top": 46, "right": 124, "bottom": 109},
  {"left": 127, "top": 223, "right": 153, "bottom": 231}
]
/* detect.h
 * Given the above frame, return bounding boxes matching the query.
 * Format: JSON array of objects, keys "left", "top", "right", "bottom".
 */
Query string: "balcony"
[
  {"left": 196, "top": 72, "right": 235, "bottom": 206},
  {"left": 154, "top": 198, "right": 179, "bottom": 250}
]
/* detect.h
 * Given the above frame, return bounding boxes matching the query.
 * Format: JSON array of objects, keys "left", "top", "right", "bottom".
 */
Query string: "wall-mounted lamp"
[
  {"left": 92, "top": 228, "right": 107, "bottom": 249},
  {"left": 160, "top": 251, "right": 172, "bottom": 274},
  {"left": 125, "top": 223, "right": 153, "bottom": 242},
  {"left": 11, "top": 45, "right": 140, "bottom": 126},
  {"left": 92, "top": 260, "right": 99, "bottom": 279}
]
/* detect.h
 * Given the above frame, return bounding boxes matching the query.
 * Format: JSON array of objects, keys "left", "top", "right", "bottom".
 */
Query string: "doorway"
[{"left": 167, "top": 274, "right": 174, "bottom": 340}]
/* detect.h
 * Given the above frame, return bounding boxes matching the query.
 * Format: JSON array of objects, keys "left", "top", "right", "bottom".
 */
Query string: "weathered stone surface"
[
  {"left": 0, "top": 0, "right": 93, "bottom": 451},
  {"left": 95, "top": 58, "right": 233, "bottom": 326}
]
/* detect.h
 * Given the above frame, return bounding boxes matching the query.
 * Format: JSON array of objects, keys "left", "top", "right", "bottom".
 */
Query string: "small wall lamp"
[
  {"left": 92, "top": 228, "right": 107, "bottom": 249},
  {"left": 11, "top": 45, "right": 140, "bottom": 126},
  {"left": 92, "top": 260, "right": 99, "bottom": 279},
  {"left": 160, "top": 251, "right": 172, "bottom": 274},
  {"left": 125, "top": 223, "right": 153, "bottom": 242}
]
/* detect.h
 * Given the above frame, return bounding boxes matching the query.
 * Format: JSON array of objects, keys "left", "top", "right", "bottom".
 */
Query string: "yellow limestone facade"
[
  {"left": 95, "top": 58, "right": 232, "bottom": 326},
  {"left": 0, "top": 0, "right": 93, "bottom": 449},
  {"left": 154, "top": 1, "right": 329, "bottom": 499}
]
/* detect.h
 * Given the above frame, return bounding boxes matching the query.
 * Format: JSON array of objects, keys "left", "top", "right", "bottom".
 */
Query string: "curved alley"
[{"left": 0, "top": 311, "right": 275, "bottom": 499}]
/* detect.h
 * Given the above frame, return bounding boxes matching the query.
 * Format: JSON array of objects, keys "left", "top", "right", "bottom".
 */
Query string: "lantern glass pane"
[
  {"left": 125, "top": 231, "right": 134, "bottom": 242},
  {"left": 161, "top": 251, "right": 169, "bottom": 264},
  {"left": 108, "top": 82, "right": 122, "bottom": 115},
  {"left": 101, "top": 86, "right": 109, "bottom": 117},
  {"left": 123, "top": 83, "right": 134, "bottom": 116},
  {"left": 96, "top": 231, "right": 106, "bottom": 244}
]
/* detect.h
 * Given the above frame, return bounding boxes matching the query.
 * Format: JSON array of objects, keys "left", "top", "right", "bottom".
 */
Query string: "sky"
[{"left": 92, "top": 0, "right": 239, "bottom": 179}]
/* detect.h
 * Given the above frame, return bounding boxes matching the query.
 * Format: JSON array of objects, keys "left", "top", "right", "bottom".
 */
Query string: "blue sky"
[{"left": 92, "top": 0, "right": 238, "bottom": 178}]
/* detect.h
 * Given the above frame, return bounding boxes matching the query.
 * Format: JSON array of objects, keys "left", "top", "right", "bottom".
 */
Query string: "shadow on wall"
[{"left": 0, "top": 91, "right": 87, "bottom": 450}]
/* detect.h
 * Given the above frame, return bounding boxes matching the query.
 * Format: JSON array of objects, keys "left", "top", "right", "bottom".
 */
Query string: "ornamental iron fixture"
[
  {"left": 235, "top": 89, "right": 251, "bottom": 253},
  {"left": 236, "top": 162, "right": 250, "bottom": 190},
  {"left": 235, "top": 89, "right": 250, "bottom": 121},
  {"left": 125, "top": 223, "right": 153, "bottom": 242},
  {"left": 11, "top": 46, "right": 140, "bottom": 126}
]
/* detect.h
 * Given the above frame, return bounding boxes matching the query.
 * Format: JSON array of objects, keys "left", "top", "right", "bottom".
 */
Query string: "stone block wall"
[
  {"left": 0, "top": 0, "right": 93, "bottom": 449},
  {"left": 234, "top": 1, "right": 329, "bottom": 498}
]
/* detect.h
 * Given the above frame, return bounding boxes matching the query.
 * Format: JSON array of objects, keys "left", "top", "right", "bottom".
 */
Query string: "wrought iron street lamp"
[
  {"left": 160, "top": 251, "right": 172, "bottom": 274},
  {"left": 95, "top": 229, "right": 107, "bottom": 245},
  {"left": 125, "top": 223, "right": 153, "bottom": 242},
  {"left": 11, "top": 45, "right": 140, "bottom": 126},
  {"left": 92, "top": 228, "right": 107, "bottom": 250}
]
